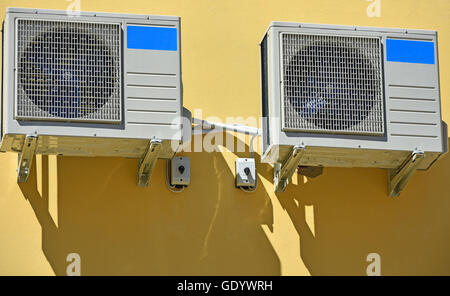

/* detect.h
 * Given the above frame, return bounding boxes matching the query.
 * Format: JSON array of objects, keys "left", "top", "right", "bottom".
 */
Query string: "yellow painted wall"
[{"left": 0, "top": 0, "right": 449, "bottom": 275}]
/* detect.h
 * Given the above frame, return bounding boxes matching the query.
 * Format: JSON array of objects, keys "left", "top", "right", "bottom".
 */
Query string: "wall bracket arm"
[
  {"left": 17, "top": 135, "right": 38, "bottom": 183},
  {"left": 137, "top": 139, "right": 162, "bottom": 187},
  {"left": 388, "top": 150, "right": 425, "bottom": 197},
  {"left": 274, "top": 145, "right": 305, "bottom": 193}
]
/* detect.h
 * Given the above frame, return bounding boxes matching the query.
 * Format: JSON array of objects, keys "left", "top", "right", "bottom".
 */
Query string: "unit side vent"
[
  {"left": 16, "top": 19, "right": 122, "bottom": 122},
  {"left": 281, "top": 33, "right": 384, "bottom": 135}
]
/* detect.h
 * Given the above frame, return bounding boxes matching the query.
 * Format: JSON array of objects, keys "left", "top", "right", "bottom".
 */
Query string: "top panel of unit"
[
  {"left": 266, "top": 21, "right": 437, "bottom": 36},
  {"left": 6, "top": 7, "right": 180, "bottom": 22}
]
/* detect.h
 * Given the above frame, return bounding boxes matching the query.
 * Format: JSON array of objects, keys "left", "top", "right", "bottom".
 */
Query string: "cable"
[
  {"left": 249, "top": 133, "right": 257, "bottom": 158},
  {"left": 240, "top": 181, "right": 257, "bottom": 193},
  {"left": 240, "top": 134, "right": 258, "bottom": 193}
]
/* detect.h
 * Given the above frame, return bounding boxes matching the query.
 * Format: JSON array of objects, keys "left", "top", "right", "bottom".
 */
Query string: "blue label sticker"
[
  {"left": 127, "top": 26, "right": 178, "bottom": 51},
  {"left": 386, "top": 39, "right": 435, "bottom": 64}
]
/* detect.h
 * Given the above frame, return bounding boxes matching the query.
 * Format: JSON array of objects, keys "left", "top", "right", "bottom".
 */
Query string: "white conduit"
[{"left": 191, "top": 118, "right": 260, "bottom": 136}]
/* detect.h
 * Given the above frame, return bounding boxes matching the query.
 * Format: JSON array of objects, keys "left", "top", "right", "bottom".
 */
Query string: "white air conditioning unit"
[
  {"left": 260, "top": 22, "right": 447, "bottom": 196},
  {"left": 0, "top": 8, "right": 187, "bottom": 186}
]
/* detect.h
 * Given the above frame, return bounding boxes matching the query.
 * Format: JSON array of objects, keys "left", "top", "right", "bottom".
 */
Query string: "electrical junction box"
[
  {"left": 235, "top": 158, "right": 256, "bottom": 188},
  {"left": 171, "top": 157, "right": 190, "bottom": 186}
]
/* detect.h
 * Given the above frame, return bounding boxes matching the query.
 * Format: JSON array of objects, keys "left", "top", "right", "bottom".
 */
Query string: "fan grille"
[
  {"left": 16, "top": 19, "right": 121, "bottom": 122},
  {"left": 281, "top": 34, "right": 384, "bottom": 135}
]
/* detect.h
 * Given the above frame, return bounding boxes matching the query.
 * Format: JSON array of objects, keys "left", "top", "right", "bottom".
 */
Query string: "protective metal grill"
[
  {"left": 15, "top": 19, "right": 122, "bottom": 122},
  {"left": 281, "top": 33, "right": 384, "bottom": 135}
]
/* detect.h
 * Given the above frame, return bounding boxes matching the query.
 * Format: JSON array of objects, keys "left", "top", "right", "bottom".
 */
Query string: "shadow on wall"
[
  {"left": 19, "top": 136, "right": 450, "bottom": 275},
  {"left": 19, "top": 134, "right": 279, "bottom": 276},
  {"left": 264, "top": 138, "right": 450, "bottom": 276}
]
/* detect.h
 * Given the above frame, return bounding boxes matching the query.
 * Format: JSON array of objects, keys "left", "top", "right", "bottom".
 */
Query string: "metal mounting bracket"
[
  {"left": 17, "top": 135, "right": 38, "bottom": 183},
  {"left": 388, "top": 150, "right": 425, "bottom": 197},
  {"left": 274, "top": 145, "right": 305, "bottom": 193},
  {"left": 137, "top": 139, "right": 162, "bottom": 187}
]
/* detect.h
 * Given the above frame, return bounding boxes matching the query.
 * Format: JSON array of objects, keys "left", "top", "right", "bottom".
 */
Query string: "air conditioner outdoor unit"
[
  {"left": 260, "top": 22, "right": 447, "bottom": 196},
  {"left": 1, "top": 8, "right": 186, "bottom": 186}
]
